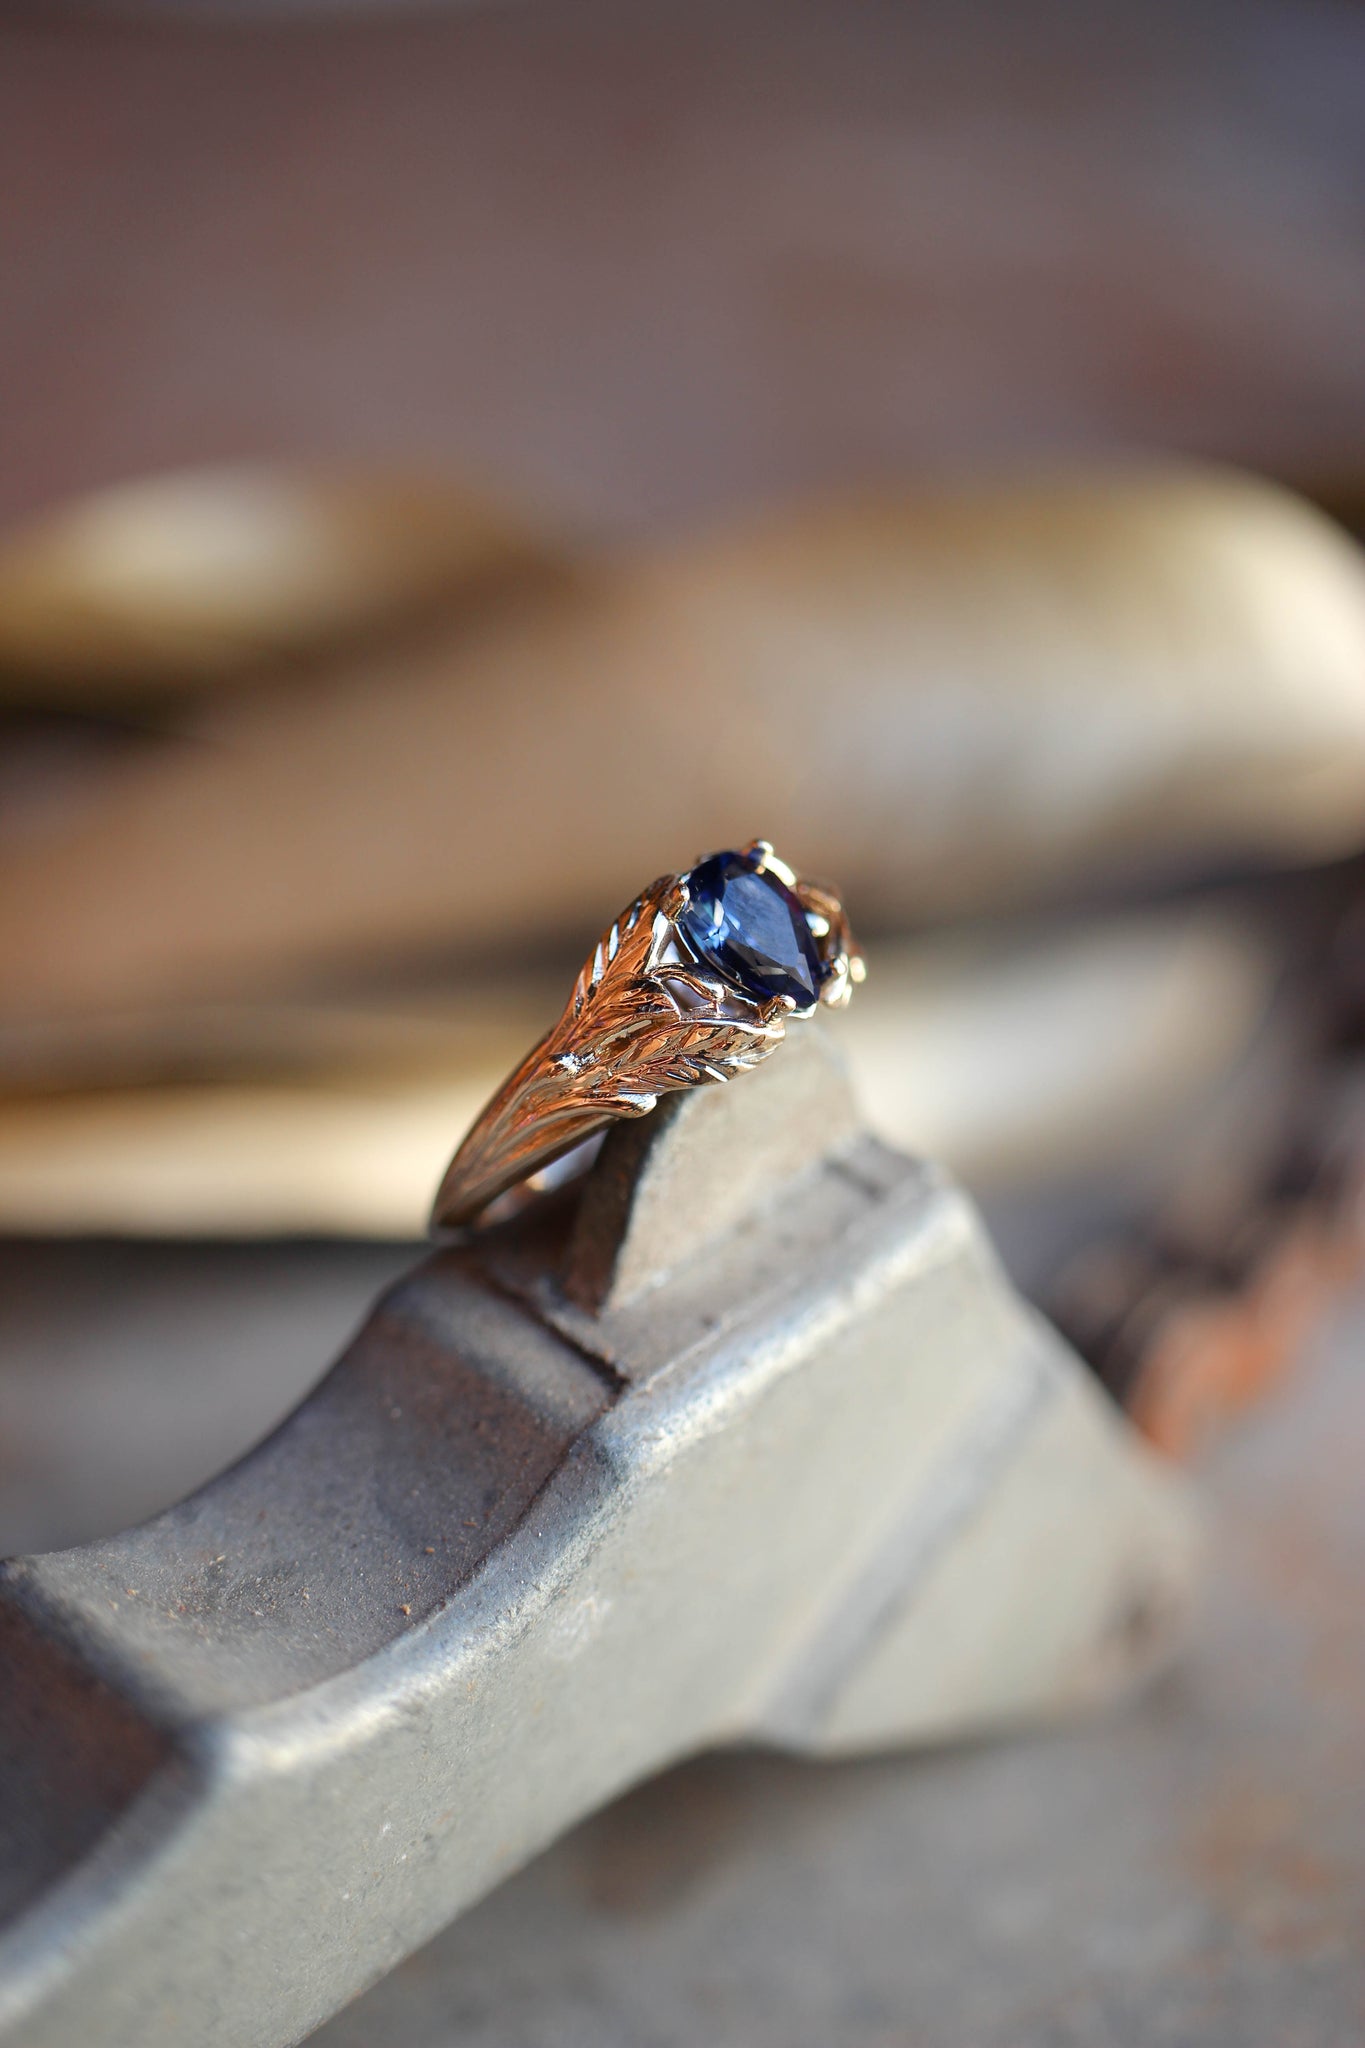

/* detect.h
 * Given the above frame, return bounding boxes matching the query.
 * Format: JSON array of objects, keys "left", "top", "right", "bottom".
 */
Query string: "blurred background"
[{"left": 2, "top": 1, "right": 1365, "bottom": 2040}]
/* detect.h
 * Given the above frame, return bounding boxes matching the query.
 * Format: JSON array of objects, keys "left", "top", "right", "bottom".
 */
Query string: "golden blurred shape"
[
  {"left": 0, "top": 464, "right": 1361, "bottom": 1026},
  {"left": 0, "top": 464, "right": 553, "bottom": 699}
]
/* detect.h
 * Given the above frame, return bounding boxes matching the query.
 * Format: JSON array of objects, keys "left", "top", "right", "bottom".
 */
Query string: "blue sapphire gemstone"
[{"left": 678, "top": 851, "right": 823, "bottom": 1007}]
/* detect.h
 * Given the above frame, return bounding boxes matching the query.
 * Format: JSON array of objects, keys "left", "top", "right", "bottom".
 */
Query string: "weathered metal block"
[{"left": 0, "top": 1030, "right": 1196, "bottom": 2047}]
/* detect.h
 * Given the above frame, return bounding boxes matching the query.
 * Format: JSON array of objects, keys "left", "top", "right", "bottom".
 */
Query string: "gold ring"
[{"left": 431, "top": 841, "right": 865, "bottom": 1229}]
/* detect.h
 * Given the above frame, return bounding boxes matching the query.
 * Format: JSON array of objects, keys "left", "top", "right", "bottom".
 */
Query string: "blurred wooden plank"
[{"left": 0, "top": 470, "right": 1361, "bottom": 1022}]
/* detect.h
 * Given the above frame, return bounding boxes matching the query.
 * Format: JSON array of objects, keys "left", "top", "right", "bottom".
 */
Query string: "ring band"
[{"left": 431, "top": 840, "right": 865, "bottom": 1229}]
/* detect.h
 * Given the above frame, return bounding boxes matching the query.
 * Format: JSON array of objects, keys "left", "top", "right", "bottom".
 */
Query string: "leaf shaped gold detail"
[{"left": 431, "top": 851, "right": 861, "bottom": 1229}]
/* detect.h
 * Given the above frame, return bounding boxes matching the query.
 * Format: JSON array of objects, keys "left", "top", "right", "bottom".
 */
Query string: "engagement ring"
[{"left": 431, "top": 840, "right": 864, "bottom": 1228}]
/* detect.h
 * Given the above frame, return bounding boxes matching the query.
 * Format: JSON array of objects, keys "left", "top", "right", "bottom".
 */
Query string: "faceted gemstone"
[{"left": 678, "top": 851, "right": 823, "bottom": 1007}]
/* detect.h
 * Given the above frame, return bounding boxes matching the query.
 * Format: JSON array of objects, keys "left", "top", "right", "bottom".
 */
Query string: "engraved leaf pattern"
[
  {"left": 435, "top": 875, "right": 786, "bottom": 1222},
  {"left": 434, "top": 852, "right": 863, "bottom": 1225}
]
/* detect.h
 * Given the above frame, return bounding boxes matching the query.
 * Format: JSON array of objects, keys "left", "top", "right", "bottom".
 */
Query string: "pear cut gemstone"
[{"left": 678, "top": 852, "right": 823, "bottom": 1007}]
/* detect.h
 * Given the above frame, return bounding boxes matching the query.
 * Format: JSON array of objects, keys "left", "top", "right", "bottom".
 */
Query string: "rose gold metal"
[{"left": 431, "top": 842, "right": 864, "bottom": 1229}]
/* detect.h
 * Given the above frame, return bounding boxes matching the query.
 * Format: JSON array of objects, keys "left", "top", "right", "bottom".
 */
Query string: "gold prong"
[
  {"left": 761, "top": 847, "right": 799, "bottom": 888},
  {"left": 660, "top": 876, "right": 690, "bottom": 921}
]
